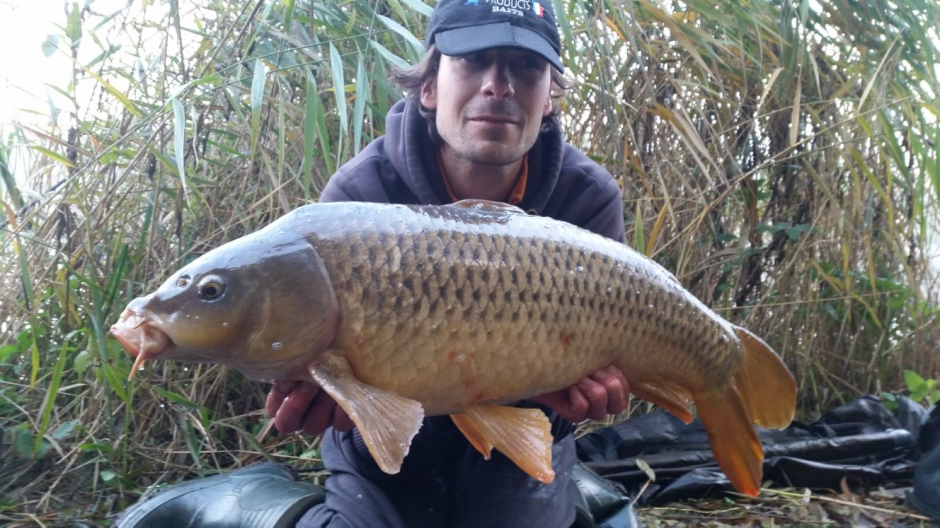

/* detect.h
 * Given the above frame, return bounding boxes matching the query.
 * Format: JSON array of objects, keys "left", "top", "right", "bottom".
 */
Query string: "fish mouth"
[{"left": 110, "top": 307, "right": 172, "bottom": 380}]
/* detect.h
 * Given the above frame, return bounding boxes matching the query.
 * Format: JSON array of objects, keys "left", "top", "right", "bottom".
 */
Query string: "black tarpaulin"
[{"left": 575, "top": 395, "right": 929, "bottom": 507}]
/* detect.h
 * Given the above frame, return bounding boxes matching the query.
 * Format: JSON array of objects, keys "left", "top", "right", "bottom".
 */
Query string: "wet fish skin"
[
  {"left": 308, "top": 202, "right": 734, "bottom": 414},
  {"left": 111, "top": 200, "right": 797, "bottom": 495}
]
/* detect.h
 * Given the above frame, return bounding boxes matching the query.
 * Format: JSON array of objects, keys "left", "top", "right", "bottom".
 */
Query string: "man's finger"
[
  {"left": 579, "top": 375, "right": 609, "bottom": 421},
  {"left": 333, "top": 406, "right": 355, "bottom": 432},
  {"left": 528, "top": 389, "right": 587, "bottom": 422},
  {"left": 274, "top": 382, "right": 318, "bottom": 434},
  {"left": 565, "top": 384, "right": 590, "bottom": 422},
  {"left": 591, "top": 367, "right": 630, "bottom": 415},
  {"left": 301, "top": 390, "right": 338, "bottom": 437},
  {"left": 266, "top": 380, "right": 297, "bottom": 417}
]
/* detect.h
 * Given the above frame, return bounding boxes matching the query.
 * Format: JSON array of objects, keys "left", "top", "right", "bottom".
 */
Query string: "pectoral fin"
[
  {"left": 455, "top": 403, "right": 555, "bottom": 484},
  {"left": 308, "top": 351, "right": 425, "bottom": 475}
]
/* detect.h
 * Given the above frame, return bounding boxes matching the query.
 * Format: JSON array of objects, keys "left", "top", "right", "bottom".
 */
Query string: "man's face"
[{"left": 421, "top": 48, "right": 553, "bottom": 166}]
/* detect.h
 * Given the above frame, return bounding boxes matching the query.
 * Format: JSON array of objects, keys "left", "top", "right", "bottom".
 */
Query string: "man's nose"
[{"left": 480, "top": 63, "right": 514, "bottom": 98}]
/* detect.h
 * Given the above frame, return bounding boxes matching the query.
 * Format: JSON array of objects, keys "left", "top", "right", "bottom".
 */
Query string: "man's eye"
[{"left": 518, "top": 57, "right": 544, "bottom": 70}]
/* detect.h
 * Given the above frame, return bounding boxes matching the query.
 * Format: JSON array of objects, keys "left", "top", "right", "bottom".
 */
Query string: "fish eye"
[
  {"left": 197, "top": 276, "right": 226, "bottom": 300},
  {"left": 176, "top": 275, "right": 190, "bottom": 288}
]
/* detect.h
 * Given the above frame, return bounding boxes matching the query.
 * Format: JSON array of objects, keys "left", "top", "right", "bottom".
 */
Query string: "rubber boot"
[
  {"left": 909, "top": 404, "right": 940, "bottom": 521},
  {"left": 570, "top": 462, "right": 641, "bottom": 528},
  {"left": 114, "top": 462, "right": 325, "bottom": 528}
]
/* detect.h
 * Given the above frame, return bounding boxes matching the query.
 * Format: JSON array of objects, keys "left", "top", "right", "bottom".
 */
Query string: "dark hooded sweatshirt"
[
  {"left": 320, "top": 99, "right": 625, "bottom": 242},
  {"left": 301, "top": 99, "right": 625, "bottom": 528}
]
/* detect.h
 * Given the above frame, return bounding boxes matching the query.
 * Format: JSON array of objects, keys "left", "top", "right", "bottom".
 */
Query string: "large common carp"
[{"left": 111, "top": 200, "right": 796, "bottom": 496}]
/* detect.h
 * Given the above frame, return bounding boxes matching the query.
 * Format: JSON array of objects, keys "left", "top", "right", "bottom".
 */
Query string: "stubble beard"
[{"left": 444, "top": 125, "right": 538, "bottom": 167}]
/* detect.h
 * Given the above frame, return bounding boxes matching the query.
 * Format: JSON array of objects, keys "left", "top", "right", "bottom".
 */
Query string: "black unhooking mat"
[{"left": 575, "top": 395, "right": 932, "bottom": 508}]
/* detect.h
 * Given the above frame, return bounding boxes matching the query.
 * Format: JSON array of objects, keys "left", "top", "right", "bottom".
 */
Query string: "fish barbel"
[{"left": 110, "top": 200, "right": 796, "bottom": 495}]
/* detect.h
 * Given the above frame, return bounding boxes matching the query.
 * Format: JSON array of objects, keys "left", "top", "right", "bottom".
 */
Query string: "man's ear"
[
  {"left": 421, "top": 77, "right": 437, "bottom": 110},
  {"left": 542, "top": 81, "right": 553, "bottom": 117}
]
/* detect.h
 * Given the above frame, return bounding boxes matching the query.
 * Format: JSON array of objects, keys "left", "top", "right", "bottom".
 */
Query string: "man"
[{"left": 116, "top": 0, "right": 634, "bottom": 526}]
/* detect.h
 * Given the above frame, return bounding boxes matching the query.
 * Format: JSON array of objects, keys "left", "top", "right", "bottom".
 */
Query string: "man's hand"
[
  {"left": 528, "top": 366, "right": 630, "bottom": 422},
  {"left": 267, "top": 365, "right": 629, "bottom": 434},
  {"left": 266, "top": 380, "right": 355, "bottom": 436}
]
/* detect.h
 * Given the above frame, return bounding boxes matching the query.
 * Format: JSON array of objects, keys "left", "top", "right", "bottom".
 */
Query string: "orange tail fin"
[
  {"left": 733, "top": 326, "right": 797, "bottom": 429},
  {"left": 695, "top": 385, "right": 764, "bottom": 497},
  {"left": 694, "top": 326, "right": 797, "bottom": 497}
]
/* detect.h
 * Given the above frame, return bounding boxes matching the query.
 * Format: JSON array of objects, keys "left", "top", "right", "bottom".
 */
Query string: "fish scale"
[
  {"left": 303, "top": 202, "right": 733, "bottom": 413},
  {"left": 111, "top": 200, "right": 796, "bottom": 495}
]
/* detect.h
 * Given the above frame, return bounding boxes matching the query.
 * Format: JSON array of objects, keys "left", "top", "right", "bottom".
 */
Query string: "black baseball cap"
[{"left": 424, "top": 0, "right": 565, "bottom": 72}]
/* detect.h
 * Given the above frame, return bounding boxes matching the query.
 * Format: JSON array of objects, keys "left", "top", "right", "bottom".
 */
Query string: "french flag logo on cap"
[{"left": 533, "top": 1, "right": 544, "bottom": 16}]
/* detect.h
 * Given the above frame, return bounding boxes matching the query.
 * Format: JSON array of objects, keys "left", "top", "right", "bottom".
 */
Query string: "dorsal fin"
[{"left": 452, "top": 199, "right": 525, "bottom": 214}]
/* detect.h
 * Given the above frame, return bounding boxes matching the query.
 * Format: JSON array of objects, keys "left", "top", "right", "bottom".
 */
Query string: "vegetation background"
[{"left": 0, "top": 0, "right": 938, "bottom": 525}]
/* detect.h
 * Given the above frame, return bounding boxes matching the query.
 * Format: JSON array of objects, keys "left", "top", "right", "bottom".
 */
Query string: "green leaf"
[
  {"left": 91, "top": 4, "right": 126, "bottom": 31},
  {"left": 166, "top": 74, "right": 222, "bottom": 101},
  {"left": 303, "top": 70, "right": 317, "bottom": 201},
  {"left": 634, "top": 201, "right": 645, "bottom": 254},
  {"left": 101, "top": 470, "right": 117, "bottom": 482},
  {"left": 881, "top": 394, "right": 898, "bottom": 412},
  {"left": 0, "top": 344, "right": 19, "bottom": 362},
  {"left": 550, "top": 0, "right": 575, "bottom": 75},
  {"left": 250, "top": 59, "right": 267, "bottom": 162},
  {"left": 904, "top": 369, "right": 926, "bottom": 391},
  {"left": 329, "top": 43, "right": 347, "bottom": 133},
  {"left": 278, "top": 100, "right": 286, "bottom": 182},
  {"left": 77, "top": 63, "right": 143, "bottom": 118},
  {"left": 376, "top": 14, "right": 425, "bottom": 56},
  {"left": 353, "top": 53, "right": 369, "bottom": 154},
  {"left": 52, "top": 419, "right": 80, "bottom": 440},
  {"left": 756, "top": 222, "right": 788, "bottom": 234},
  {"left": 399, "top": 0, "right": 433, "bottom": 17},
  {"left": 785, "top": 224, "right": 812, "bottom": 240},
  {"left": 154, "top": 387, "right": 212, "bottom": 418},
  {"left": 35, "top": 335, "right": 74, "bottom": 455},
  {"left": 283, "top": 0, "right": 296, "bottom": 30},
  {"left": 932, "top": 123, "right": 940, "bottom": 203},
  {"left": 30, "top": 146, "right": 75, "bottom": 168},
  {"left": 74, "top": 349, "right": 95, "bottom": 374},
  {"left": 102, "top": 362, "right": 129, "bottom": 405},
  {"left": 29, "top": 331, "right": 39, "bottom": 389},
  {"left": 13, "top": 425, "right": 49, "bottom": 459},
  {"left": 13, "top": 426, "right": 34, "bottom": 458},
  {"left": 171, "top": 98, "right": 189, "bottom": 200},
  {"left": 79, "top": 442, "right": 113, "bottom": 454},
  {"left": 370, "top": 41, "right": 409, "bottom": 70},
  {"left": 314, "top": 88, "right": 334, "bottom": 175},
  {"left": 66, "top": 2, "right": 83, "bottom": 44},
  {"left": 41, "top": 35, "right": 59, "bottom": 57}
]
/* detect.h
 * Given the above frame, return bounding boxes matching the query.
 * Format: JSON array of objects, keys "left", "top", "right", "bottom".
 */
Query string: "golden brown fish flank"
[
  {"left": 305, "top": 203, "right": 738, "bottom": 409},
  {"left": 111, "top": 200, "right": 797, "bottom": 496}
]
